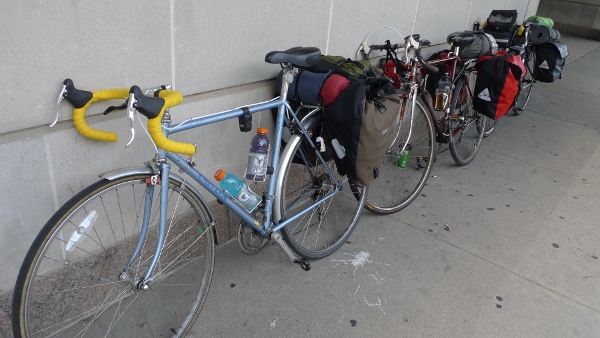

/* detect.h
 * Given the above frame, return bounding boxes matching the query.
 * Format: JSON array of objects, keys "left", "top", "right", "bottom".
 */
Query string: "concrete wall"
[
  {"left": 537, "top": 0, "right": 600, "bottom": 40},
  {"left": 0, "top": 0, "right": 538, "bottom": 301}
]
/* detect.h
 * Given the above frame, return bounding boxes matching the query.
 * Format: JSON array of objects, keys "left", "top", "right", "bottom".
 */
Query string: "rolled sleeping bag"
[{"left": 530, "top": 25, "right": 561, "bottom": 44}]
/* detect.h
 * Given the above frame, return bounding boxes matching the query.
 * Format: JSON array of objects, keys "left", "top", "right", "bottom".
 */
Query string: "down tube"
[{"left": 165, "top": 152, "right": 264, "bottom": 234}]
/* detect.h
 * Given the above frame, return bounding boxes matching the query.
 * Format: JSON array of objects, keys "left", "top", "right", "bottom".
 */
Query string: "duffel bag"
[
  {"left": 474, "top": 51, "right": 525, "bottom": 120},
  {"left": 458, "top": 32, "right": 498, "bottom": 60},
  {"left": 534, "top": 41, "right": 568, "bottom": 83},
  {"left": 325, "top": 79, "right": 400, "bottom": 187}
]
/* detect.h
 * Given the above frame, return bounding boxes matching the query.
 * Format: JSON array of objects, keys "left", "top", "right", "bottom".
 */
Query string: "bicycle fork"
[{"left": 118, "top": 162, "right": 172, "bottom": 290}]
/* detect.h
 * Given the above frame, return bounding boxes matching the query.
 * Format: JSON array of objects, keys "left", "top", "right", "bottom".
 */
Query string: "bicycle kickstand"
[{"left": 271, "top": 231, "right": 311, "bottom": 271}]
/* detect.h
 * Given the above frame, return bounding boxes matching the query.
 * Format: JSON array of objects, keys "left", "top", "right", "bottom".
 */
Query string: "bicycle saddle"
[
  {"left": 447, "top": 32, "right": 475, "bottom": 46},
  {"left": 265, "top": 47, "right": 322, "bottom": 68}
]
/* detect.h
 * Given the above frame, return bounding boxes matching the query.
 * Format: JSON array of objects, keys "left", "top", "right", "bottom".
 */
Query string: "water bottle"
[
  {"left": 214, "top": 170, "right": 261, "bottom": 212},
  {"left": 435, "top": 73, "right": 452, "bottom": 111},
  {"left": 245, "top": 128, "right": 269, "bottom": 181},
  {"left": 397, "top": 144, "right": 412, "bottom": 168}
]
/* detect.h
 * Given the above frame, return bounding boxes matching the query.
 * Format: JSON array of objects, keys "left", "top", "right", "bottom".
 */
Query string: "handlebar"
[
  {"left": 56, "top": 79, "right": 195, "bottom": 156},
  {"left": 367, "top": 34, "right": 438, "bottom": 74}
]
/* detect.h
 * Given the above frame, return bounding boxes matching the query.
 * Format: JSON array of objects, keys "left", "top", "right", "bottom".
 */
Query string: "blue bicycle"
[{"left": 12, "top": 47, "right": 367, "bottom": 338}]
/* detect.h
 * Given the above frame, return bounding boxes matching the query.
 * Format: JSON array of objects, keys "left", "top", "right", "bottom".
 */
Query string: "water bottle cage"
[{"left": 238, "top": 107, "right": 252, "bottom": 132}]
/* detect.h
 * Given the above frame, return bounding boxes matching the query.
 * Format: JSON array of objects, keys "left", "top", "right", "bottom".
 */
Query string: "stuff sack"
[
  {"left": 320, "top": 74, "right": 351, "bottom": 106},
  {"left": 534, "top": 41, "right": 568, "bottom": 82},
  {"left": 527, "top": 15, "right": 554, "bottom": 28},
  {"left": 473, "top": 51, "right": 525, "bottom": 119},
  {"left": 325, "top": 79, "right": 401, "bottom": 187},
  {"left": 483, "top": 10, "right": 519, "bottom": 48},
  {"left": 309, "top": 55, "right": 375, "bottom": 79},
  {"left": 458, "top": 32, "right": 498, "bottom": 60}
]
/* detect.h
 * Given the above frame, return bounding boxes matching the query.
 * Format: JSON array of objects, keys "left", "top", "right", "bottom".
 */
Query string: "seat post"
[{"left": 451, "top": 43, "right": 460, "bottom": 57}]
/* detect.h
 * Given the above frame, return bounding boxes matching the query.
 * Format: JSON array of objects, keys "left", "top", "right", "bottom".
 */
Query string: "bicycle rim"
[
  {"left": 365, "top": 97, "right": 435, "bottom": 214},
  {"left": 449, "top": 76, "right": 484, "bottom": 166},
  {"left": 278, "top": 134, "right": 367, "bottom": 259},
  {"left": 13, "top": 175, "right": 214, "bottom": 338},
  {"left": 482, "top": 116, "right": 499, "bottom": 138}
]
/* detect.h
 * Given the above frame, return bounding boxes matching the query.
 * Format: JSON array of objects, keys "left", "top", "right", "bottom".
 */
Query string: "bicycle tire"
[
  {"left": 365, "top": 96, "right": 435, "bottom": 214},
  {"left": 12, "top": 174, "right": 215, "bottom": 338},
  {"left": 277, "top": 133, "right": 367, "bottom": 259},
  {"left": 482, "top": 116, "right": 499, "bottom": 138},
  {"left": 449, "top": 76, "right": 484, "bottom": 166},
  {"left": 513, "top": 45, "right": 535, "bottom": 115}
]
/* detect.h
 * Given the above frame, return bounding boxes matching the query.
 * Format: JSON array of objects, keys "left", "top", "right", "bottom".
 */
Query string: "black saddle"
[
  {"left": 447, "top": 32, "right": 475, "bottom": 46},
  {"left": 265, "top": 47, "right": 321, "bottom": 68}
]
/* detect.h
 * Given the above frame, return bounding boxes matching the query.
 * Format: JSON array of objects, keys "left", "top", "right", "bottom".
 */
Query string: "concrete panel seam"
[
  {"left": 44, "top": 135, "right": 60, "bottom": 211},
  {"left": 170, "top": 0, "right": 176, "bottom": 89},
  {"left": 326, "top": 0, "right": 334, "bottom": 55}
]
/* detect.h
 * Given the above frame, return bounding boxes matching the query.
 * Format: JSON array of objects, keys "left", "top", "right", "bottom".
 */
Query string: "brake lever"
[
  {"left": 51, "top": 84, "right": 68, "bottom": 128},
  {"left": 126, "top": 93, "right": 136, "bottom": 147}
]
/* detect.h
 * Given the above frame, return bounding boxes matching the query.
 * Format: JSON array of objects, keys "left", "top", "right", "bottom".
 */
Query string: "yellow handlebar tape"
[
  {"left": 147, "top": 90, "right": 196, "bottom": 156},
  {"left": 73, "top": 88, "right": 130, "bottom": 142},
  {"left": 72, "top": 87, "right": 195, "bottom": 156}
]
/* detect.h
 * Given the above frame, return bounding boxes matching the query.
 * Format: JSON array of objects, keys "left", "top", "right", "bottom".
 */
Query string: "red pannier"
[{"left": 473, "top": 51, "right": 525, "bottom": 120}]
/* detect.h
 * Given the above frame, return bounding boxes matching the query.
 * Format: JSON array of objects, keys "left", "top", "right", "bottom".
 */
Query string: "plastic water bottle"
[
  {"left": 245, "top": 128, "right": 269, "bottom": 181},
  {"left": 214, "top": 170, "right": 261, "bottom": 212},
  {"left": 397, "top": 144, "right": 412, "bottom": 168},
  {"left": 435, "top": 73, "right": 452, "bottom": 111}
]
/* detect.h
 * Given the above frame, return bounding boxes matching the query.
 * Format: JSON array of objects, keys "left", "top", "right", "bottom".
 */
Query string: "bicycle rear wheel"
[
  {"left": 365, "top": 96, "right": 435, "bottom": 214},
  {"left": 513, "top": 46, "right": 535, "bottom": 115},
  {"left": 449, "top": 76, "right": 484, "bottom": 166},
  {"left": 12, "top": 174, "right": 214, "bottom": 338},
  {"left": 277, "top": 133, "right": 367, "bottom": 259}
]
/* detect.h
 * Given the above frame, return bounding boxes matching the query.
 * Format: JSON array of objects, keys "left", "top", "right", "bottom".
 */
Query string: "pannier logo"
[
  {"left": 478, "top": 88, "right": 491, "bottom": 101},
  {"left": 539, "top": 60, "right": 550, "bottom": 69}
]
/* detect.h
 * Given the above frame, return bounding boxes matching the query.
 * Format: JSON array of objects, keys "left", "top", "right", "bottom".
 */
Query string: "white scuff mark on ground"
[
  {"left": 331, "top": 251, "right": 391, "bottom": 316},
  {"left": 367, "top": 271, "right": 389, "bottom": 284},
  {"left": 269, "top": 316, "right": 279, "bottom": 330},
  {"left": 364, "top": 296, "right": 386, "bottom": 315},
  {"left": 331, "top": 251, "right": 372, "bottom": 279},
  {"left": 340, "top": 316, "right": 344, "bottom": 323}
]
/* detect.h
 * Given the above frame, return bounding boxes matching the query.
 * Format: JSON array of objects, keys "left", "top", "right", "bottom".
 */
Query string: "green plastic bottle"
[{"left": 397, "top": 144, "right": 412, "bottom": 168}]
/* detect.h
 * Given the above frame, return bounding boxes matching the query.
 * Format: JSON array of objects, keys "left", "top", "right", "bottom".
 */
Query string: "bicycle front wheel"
[
  {"left": 449, "top": 76, "right": 484, "bottom": 166},
  {"left": 513, "top": 46, "right": 535, "bottom": 115},
  {"left": 277, "top": 134, "right": 367, "bottom": 259},
  {"left": 12, "top": 174, "right": 215, "bottom": 338},
  {"left": 365, "top": 96, "right": 435, "bottom": 214}
]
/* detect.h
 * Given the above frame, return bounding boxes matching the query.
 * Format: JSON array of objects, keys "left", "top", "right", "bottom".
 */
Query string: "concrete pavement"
[{"left": 191, "top": 34, "right": 600, "bottom": 338}]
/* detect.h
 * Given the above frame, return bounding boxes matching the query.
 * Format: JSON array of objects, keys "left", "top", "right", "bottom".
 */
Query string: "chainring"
[{"left": 237, "top": 223, "right": 270, "bottom": 255}]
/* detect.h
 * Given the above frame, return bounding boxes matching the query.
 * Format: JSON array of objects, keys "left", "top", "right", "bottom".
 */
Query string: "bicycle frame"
[{"left": 123, "top": 66, "right": 342, "bottom": 284}]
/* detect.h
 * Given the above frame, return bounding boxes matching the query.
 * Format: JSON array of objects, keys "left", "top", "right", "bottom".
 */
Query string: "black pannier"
[
  {"left": 483, "top": 10, "right": 519, "bottom": 48},
  {"left": 534, "top": 42, "right": 568, "bottom": 83}
]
